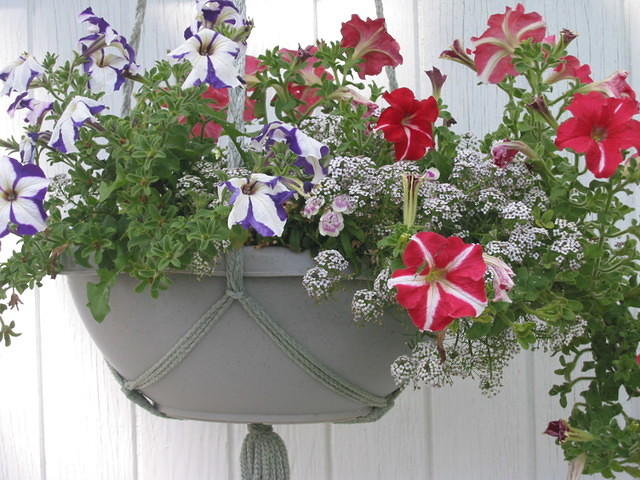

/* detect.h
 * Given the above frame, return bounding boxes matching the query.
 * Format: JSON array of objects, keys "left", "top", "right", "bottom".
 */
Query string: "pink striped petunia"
[
  {"left": 471, "top": 4, "right": 546, "bottom": 84},
  {"left": 388, "top": 232, "right": 487, "bottom": 331}
]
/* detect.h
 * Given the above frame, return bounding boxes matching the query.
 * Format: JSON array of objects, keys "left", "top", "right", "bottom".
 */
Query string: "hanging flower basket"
[{"left": 64, "top": 247, "right": 408, "bottom": 423}]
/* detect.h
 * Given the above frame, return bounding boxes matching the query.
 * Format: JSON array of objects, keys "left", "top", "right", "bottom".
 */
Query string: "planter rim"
[{"left": 61, "top": 246, "right": 316, "bottom": 278}]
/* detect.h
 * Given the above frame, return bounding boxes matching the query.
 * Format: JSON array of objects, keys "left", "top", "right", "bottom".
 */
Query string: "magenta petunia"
[
  {"left": 471, "top": 4, "right": 546, "bottom": 84},
  {"left": 340, "top": 14, "right": 403, "bottom": 79},
  {"left": 388, "top": 232, "right": 487, "bottom": 331}
]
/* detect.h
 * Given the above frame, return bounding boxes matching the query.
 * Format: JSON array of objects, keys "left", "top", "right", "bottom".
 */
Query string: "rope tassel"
[{"left": 240, "top": 424, "right": 290, "bottom": 480}]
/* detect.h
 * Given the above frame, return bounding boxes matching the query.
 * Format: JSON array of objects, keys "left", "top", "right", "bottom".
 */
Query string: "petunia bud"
[
  {"left": 559, "top": 29, "right": 578, "bottom": 49},
  {"left": 543, "top": 419, "right": 595, "bottom": 444},
  {"left": 491, "top": 140, "right": 537, "bottom": 167},
  {"left": 401, "top": 170, "right": 438, "bottom": 228},
  {"left": 425, "top": 67, "right": 447, "bottom": 100},
  {"left": 482, "top": 254, "right": 515, "bottom": 302},
  {"left": 527, "top": 96, "right": 558, "bottom": 128},
  {"left": 440, "top": 39, "right": 475, "bottom": 71}
]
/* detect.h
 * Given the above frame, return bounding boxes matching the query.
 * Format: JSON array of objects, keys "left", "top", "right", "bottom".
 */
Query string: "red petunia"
[
  {"left": 388, "top": 232, "right": 487, "bottom": 332},
  {"left": 340, "top": 14, "right": 403, "bottom": 79},
  {"left": 375, "top": 88, "right": 438, "bottom": 161},
  {"left": 581, "top": 71, "right": 637, "bottom": 103},
  {"left": 471, "top": 4, "right": 546, "bottom": 84},
  {"left": 555, "top": 92, "right": 640, "bottom": 178}
]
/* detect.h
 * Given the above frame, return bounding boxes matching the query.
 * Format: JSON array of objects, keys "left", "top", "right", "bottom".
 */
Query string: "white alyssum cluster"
[
  {"left": 302, "top": 250, "right": 350, "bottom": 299},
  {"left": 391, "top": 320, "right": 522, "bottom": 396},
  {"left": 528, "top": 314, "right": 588, "bottom": 353},
  {"left": 550, "top": 219, "right": 584, "bottom": 270}
]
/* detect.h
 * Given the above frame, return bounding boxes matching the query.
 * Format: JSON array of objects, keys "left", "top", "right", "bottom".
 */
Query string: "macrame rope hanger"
[{"left": 112, "top": 1, "right": 399, "bottom": 480}]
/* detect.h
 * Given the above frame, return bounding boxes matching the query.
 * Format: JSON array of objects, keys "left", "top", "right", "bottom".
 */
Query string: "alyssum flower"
[
  {"left": 0, "top": 156, "right": 48, "bottom": 237},
  {"left": 388, "top": 232, "right": 488, "bottom": 331},
  {"left": 48, "top": 96, "right": 107, "bottom": 154},
  {"left": 224, "top": 174, "right": 293, "bottom": 237},
  {"left": 168, "top": 28, "right": 243, "bottom": 90}
]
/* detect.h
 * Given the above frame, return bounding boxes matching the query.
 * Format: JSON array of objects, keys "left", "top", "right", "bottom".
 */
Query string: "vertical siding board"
[
  {"left": 30, "top": 2, "right": 138, "bottom": 478},
  {"left": 0, "top": 4, "right": 43, "bottom": 480},
  {"left": 330, "top": 390, "right": 430, "bottom": 480},
  {"left": 38, "top": 277, "right": 136, "bottom": 480}
]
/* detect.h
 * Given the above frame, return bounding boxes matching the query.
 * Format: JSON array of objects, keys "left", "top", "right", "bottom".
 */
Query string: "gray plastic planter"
[{"left": 64, "top": 247, "right": 409, "bottom": 424}]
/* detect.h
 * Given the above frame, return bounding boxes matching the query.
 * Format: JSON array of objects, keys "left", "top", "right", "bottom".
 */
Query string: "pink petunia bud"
[
  {"left": 527, "top": 96, "right": 558, "bottom": 128},
  {"left": 559, "top": 29, "right": 578, "bottom": 48},
  {"left": 440, "top": 39, "right": 476, "bottom": 71},
  {"left": 425, "top": 67, "right": 447, "bottom": 100},
  {"left": 491, "top": 140, "right": 536, "bottom": 168},
  {"left": 319, "top": 210, "right": 344, "bottom": 237},
  {"left": 483, "top": 254, "right": 515, "bottom": 302}
]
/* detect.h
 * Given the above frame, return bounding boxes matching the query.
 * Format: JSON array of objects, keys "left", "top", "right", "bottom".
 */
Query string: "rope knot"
[
  {"left": 241, "top": 423, "right": 290, "bottom": 479},
  {"left": 226, "top": 289, "right": 244, "bottom": 300}
]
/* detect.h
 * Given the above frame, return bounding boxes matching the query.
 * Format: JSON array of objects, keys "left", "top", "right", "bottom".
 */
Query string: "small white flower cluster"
[
  {"left": 529, "top": 314, "right": 588, "bottom": 353},
  {"left": 176, "top": 174, "right": 206, "bottom": 198},
  {"left": 550, "top": 219, "right": 584, "bottom": 270},
  {"left": 302, "top": 249, "right": 349, "bottom": 299},
  {"left": 391, "top": 321, "right": 521, "bottom": 396},
  {"left": 49, "top": 173, "right": 72, "bottom": 201},
  {"left": 391, "top": 341, "right": 452, "bottom": 389},
  {"left": 352, "top": 267, "right": 395, "bottom": 324},
  {"left": 351, "top": 289, "right": 385, "bottom": 324},
  {"left": 419, "top": 182, "right": 467, "bottom": 231},
  {"left": 300, "top": 113, "right": 343, "bottom": 150},
  {"left": 486, "top": 224, "right": 547, "bottom": 263},
  {"left": 188, "top": 251, "right": 218, "bottom": 277}
]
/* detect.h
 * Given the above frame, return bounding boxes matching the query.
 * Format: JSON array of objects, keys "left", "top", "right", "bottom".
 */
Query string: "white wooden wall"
[{"left": 0, "top": 1, "right": 639, "bottom": 479}]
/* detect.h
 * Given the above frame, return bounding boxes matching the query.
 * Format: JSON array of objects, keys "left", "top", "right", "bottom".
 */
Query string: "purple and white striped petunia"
[
  {"left": 19, "top": 133, "right": 41, "bottom": 164},
  {"left": 78, "top": 8, "right": 139, "bottom": 93},
  {"left": 0, "top": 53, "right": 44, "bottom": 96},
  {"left": 8, "top": 92, "right": 53, "bottom": 125},
  {"left": 48, "top": 96, "right": 107, "bottom": 154},
  {"left": 168, "top": 28, "right": 242, "bottom": 90},
  {"left": 224, "top": 174, "right": 293, "bottom": 237},
  {"left": 252, "top": 121, "right": 329, "bottom": 184},
  {"left": 0, "top": 156, "right": 49, "bottom": 237},
  {"left": 185, "top": 1, "right": 247, "bottom": 40}
]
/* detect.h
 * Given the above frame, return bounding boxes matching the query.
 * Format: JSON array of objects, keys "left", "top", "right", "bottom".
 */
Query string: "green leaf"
[{"left": 86, "top": 269, "right": 117, "bottom": 323}]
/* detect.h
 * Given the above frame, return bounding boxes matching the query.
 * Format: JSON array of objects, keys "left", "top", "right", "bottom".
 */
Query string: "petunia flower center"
[
  {"left": 2, "top": 189, "right": 17, "bottom": 202},
  {"left": 591, "top": 125, "right": 608, "bottom": 142},
  {"left": 424, "top": 267, "right": 446, "bottom": 283},
  {"left": 199, "top": 37, "right": 217, "bottom": 56},
  {"left": 241, "top": 181, "right": 257, "bottom": 195}
]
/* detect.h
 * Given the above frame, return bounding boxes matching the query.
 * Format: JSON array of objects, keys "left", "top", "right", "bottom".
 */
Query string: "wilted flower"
[
  {"left": 0, "top": 156, "right": 49, "bottom": 237},
  {"left": 186, "top": 0, "right": 252, "bottom": 44},
  {"left": 543, "top": 419, "right": 595, "bottom": 443},
  {"left": 491, "top": 140, "right": 536, "bottom": 167},
  {"left": 579, "top": 71, "right": 637, "bottom": 102}
]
